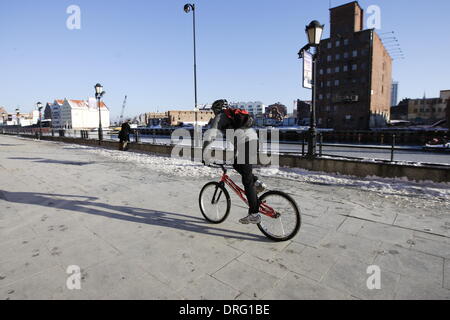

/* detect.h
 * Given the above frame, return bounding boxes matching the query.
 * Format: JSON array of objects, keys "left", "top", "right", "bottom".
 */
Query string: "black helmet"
[{"left": 211, "top": 99, "right": 228, "bottom": 114}]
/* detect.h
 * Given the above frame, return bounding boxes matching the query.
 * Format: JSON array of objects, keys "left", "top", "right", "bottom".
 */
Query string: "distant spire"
[{"left": 423, "top": 91, "right": 426, "bottom": 100}]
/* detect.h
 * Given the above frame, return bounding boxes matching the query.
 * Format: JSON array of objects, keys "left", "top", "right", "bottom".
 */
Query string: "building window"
[
  {"left": 335, "top": 80, "right": 340, "bottom": 86},
  {"left": 319, "top": 69, "right": 324, "bottom": 75},
  {"left": 345, "top": 115, "right": 352, "bottom": 120},
  {"left": 352, "top": 50, "right": 358, "bottom": 57},
  {"left": 344, "top": 52, "right": 349, "bottom": 59},
  {"left": 326, "top": 93, "right": 331, "bottom": 99},
  {"left": 344, "top": 39, "right": 349, "bottom": 46},
  {"left": 336, "top": 54, "right": 341, "bottom": 60},
  {"left": 327, "top": 42, "right": 332, "bottom": 49},
  {"left": 343, "top": 65, "right": 349, "bottom": 72},
  {"left": 327, "top": 81, "right": 331, "bottom": 87},
  {"left": 335, "top": 66, "right": 340, "bottom": 73},
  {"left": 336, "top": 40, "right": 341, "bottom": 47},
  {"left": 319, "top": 94, "right": 323, "bottom": 100},
  {"left": 352, "top": 64, "right": 358, "bottom": 71},
  {"left": 327, "top": 68, "right": 331, "bottom": 74},
  {"left": 327, "top": 55, "right": 332, "bottom": 62}
]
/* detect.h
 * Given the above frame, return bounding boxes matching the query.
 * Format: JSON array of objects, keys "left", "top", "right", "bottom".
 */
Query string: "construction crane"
[{"left": 119, "top": 95, "right": 127, "bottom": 124}]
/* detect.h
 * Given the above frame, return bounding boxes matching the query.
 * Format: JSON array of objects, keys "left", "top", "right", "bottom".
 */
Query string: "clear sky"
[{"left": 1, "top": 0, "right": 449, "bottom": 120}]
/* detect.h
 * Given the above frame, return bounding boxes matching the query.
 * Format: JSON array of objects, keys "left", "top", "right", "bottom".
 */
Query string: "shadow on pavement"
[
  {"left": 0, "top": 190, "right": 267, "bottom": 242},
  {"left": 8, "top": 157, "right": 94, "bottom": 166}
]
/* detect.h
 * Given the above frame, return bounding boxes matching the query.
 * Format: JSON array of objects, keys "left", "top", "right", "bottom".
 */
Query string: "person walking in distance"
[{"left": 119, "top": 119, "right": 131, "bottom": 151}]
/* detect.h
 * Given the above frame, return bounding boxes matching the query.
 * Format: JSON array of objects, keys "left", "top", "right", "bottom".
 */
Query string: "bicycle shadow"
[
  {"left": 0, "top": 190, "right": 268, "bottom": 242},
  {"left": 8, "top": 157, "right": 95, "bottom": 166}
]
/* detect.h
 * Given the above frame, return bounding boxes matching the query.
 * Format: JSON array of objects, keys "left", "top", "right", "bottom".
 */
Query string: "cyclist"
[{"left": 202, "top": 99, "right": 266, "bottom": 225}]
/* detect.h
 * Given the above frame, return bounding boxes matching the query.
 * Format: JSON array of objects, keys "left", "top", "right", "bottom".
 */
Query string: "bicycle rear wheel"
[
  {"left": 199, "top": 182, "right": 231, "bottom": 224},
  {"left": 258, "top": 191, "right": 301, "bottom": 242}
]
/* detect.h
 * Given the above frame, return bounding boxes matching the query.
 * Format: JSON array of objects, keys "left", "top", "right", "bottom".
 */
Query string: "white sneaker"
[
  {"left": 239, "top": 214, "right": 262, "bottom": 225},
  {"left": 255, "top": 180, "right": 267, "bottom": 194}
]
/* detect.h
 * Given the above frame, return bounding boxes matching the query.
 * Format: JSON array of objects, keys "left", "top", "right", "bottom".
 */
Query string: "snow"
[{"left": 60, "top": 143, "right": 450, "bottom": 200}]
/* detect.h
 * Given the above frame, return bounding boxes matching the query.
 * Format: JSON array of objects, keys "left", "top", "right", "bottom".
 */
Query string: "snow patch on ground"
[{"left": 61, "top": 143, "right": 450, "bottom": 200}]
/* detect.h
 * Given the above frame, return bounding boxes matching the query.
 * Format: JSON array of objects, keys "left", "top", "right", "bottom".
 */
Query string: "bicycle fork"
[{"left": 211, "top": 182, "right": 225, "bottom": 205}]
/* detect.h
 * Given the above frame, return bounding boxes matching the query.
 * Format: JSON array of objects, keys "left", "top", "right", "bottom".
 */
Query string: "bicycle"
[{"left": 199, "top": 164, "right": 301, "bottom": 242}]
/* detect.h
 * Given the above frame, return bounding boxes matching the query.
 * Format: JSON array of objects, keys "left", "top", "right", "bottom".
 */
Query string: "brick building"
[
  {"left": 144, "top": 110, "right": 215, "bottom": 127},
  {"left": 316, "top": 1, "right": 392, "bottom": 130},
  {"left": 408, "top": 90, "right": 450, "bottom": 125},
  {"left": 265, "top": 103, "right": 288, "bottom": 121},
  {"left": 390, "top": 98, "right": 409, "bottom": 121},
  {"left": 296, "top": 100, "right": 312, "bottom": 125},
  {"left": 447, "top": 98, "right": 450, "bottom": 130}
]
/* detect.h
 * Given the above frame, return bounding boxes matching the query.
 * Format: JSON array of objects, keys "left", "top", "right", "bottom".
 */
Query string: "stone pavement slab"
[{"left": 1, "top": 135, "right": 449, "bottom": 300}]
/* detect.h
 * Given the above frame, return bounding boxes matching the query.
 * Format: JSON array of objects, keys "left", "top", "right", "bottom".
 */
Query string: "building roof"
[
  {"left": 65, "top": 99, "right": 108, "bottom": 110},
  {"left": 329, "top": 1, "right": 362, "bottom": 11}
]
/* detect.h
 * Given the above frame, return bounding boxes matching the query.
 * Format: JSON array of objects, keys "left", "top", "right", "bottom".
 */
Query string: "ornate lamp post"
[
  {"left": 95, "top": 83, "right": 106, "bottom": 144},
  {"left": 300, "top": 20, "right": 324, "bottom": 158}
]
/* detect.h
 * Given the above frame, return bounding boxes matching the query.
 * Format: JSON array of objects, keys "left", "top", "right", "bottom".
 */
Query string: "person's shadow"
[{"left": 0, "top": 190, "right": 267, "bottom": 242}]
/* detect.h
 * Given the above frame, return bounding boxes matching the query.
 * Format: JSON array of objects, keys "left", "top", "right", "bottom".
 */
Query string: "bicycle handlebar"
[{"left": 207, "top": 162, "right": 228, "bottom": 174}]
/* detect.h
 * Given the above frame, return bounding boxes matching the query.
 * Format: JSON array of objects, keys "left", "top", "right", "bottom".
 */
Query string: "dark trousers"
[
  {"left": 119, "top": 137, "right": 130, "bottom": 151},
  {"left": 233, "top": 141, "right": 259, "bottom": 214}
]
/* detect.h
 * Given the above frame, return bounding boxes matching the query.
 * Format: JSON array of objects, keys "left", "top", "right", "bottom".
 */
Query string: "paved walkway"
[{"left": 1, "top": 135, "right": 449, "bottom": 300}]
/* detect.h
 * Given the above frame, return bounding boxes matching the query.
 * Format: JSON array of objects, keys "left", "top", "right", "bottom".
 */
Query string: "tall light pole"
[
  {"left": 184, "top": 3, "right": 199, "bottom": 146},
  {"left": 37, "top": 102, "right": 43, "bottom": 139},
  {"left": 301, "top": 20, "right": 324, "bottom": 158},
  {"left": 95, "top": 83, "right": 106, "bottom": 144}
]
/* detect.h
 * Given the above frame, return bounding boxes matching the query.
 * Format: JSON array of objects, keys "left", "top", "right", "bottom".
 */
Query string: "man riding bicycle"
[{"left": 202, "top": 99, "right": 266, "bottom": 225}]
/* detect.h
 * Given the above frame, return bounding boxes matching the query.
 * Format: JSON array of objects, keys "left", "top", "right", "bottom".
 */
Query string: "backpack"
[{"left": 224, "top": 108, "right": 254, "bottom": 129}]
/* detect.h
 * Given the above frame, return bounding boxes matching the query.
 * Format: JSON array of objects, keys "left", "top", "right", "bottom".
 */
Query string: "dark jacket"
[{"left": 119, "top": 122, "right": 131, "bottom": 141}]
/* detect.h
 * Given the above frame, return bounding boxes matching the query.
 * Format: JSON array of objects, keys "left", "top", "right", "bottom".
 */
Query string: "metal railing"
[{"left": 1, "top": 127, "right": 449, "bottom": 166}]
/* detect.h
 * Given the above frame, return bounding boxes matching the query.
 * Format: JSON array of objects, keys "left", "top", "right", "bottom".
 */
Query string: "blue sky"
[{"left": 1, "top": 0, "right": 449, "bottom": 119}]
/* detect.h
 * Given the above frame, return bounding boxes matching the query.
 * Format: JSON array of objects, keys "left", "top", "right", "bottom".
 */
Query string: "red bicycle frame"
[{"left": 219, "top": 172, "right": 277, "bottom": 219}]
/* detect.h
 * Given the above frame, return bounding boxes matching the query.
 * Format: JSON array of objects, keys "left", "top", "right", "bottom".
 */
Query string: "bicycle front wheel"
[
  {"left": 258, "top": 191, "right": 301, "bottom": 242},
  {"left": 199, "top": 182, "right": 231, "bottom": 224}
]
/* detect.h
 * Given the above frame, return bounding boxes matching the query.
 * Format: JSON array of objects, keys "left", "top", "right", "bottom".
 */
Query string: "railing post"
[
  {"left": 391, "top": 134, "right": 396, "bottom": 162},
  {"left": 302, "top": 135, "right": 306, "bottom": 157},
  {"left": 319, "top": 132, "right": 323, "bottom": 157},
  {"left": 135, "top": 130, "right": 140, "bottom": 143}
]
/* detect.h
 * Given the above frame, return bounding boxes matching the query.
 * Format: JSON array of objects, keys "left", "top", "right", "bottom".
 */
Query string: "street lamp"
[
  {"left": 302, "top": 20, "right": 324, "bottom": 158},
  {"left": 37, "top": 102, "right": 43, "bottom": 139},
  {"left": 95, "top": 83, "right": 106, "bottom": 144},
  {"left": 184, "top": 3, "right": 199, "bottom": 147}
]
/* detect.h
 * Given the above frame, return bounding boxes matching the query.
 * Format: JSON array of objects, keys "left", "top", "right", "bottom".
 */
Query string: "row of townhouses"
[{"left": 46, "top": 98, "right": 110, "bottom": 129}]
